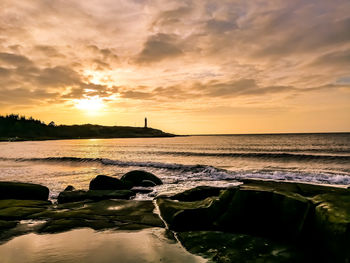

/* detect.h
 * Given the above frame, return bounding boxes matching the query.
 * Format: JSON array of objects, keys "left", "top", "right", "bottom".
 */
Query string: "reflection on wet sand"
[{"left": 0, "top": 228, "right": 206, "bottom": 263}]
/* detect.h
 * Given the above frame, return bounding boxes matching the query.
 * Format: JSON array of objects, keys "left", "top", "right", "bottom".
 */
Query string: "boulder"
[
  {"left": 0, "top": 182, "right": 49, "bottom": 200},
  {"left": 89, "top": 175, "right": 130, "bottom": 190},
  {"left": 64, "top": 185, "right": 75, "bottom": 191},
  {"left": 158, "top": 186, "right": 311, "bottom": 240},
  {"left": 216, "top": 188, "right": 311, "bottom": 240},
  {"left": 121, "top": 170, "right": 162, "bottom": 187},
  {"left": 57, "top": 189, "right": 135, "bottom": 204},
  {"left": 169, "top": 186, "right": 225, "bottom": 201},
  {"left": 156, "top": 189, "right": 235, "bottom": 231},
  {"left": 140, "top": 180, "right": 157, "bottom": 187},
  {"left": 308, "top": 193, "right": 350, "bottom": 262}
]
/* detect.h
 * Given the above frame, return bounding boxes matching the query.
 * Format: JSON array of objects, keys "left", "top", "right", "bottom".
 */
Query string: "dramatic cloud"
[{"left": 0, "top": 0, "right": 349, "bottom": 133}]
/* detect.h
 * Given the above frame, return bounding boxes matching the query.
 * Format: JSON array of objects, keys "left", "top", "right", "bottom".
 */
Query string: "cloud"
[
  {"left": 0, "top": 0, "right": 349, "bottom": 131},
  {"left": 0, "top": 52, "right": 33, "bottom": 66},
  {"left": 135, "top": 33, "right": 183, "bottom": 64}
]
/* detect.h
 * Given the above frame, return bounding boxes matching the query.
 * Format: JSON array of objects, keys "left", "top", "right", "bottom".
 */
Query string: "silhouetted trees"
[{"left": 0, "top": 114, "right": 173, "bottom": 140}]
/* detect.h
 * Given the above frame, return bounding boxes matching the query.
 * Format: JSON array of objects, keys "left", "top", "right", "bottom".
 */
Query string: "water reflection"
[{"left": 0, "top": 228, "right": 206, "bottom": 263}]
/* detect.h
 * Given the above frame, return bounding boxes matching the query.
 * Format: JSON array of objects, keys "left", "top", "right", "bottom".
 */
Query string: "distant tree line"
[{"left": 0, "top": 114, "right": 173, "bottom": 140}]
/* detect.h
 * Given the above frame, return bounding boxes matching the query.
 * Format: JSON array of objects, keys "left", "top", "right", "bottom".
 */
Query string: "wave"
[
  {"left": 151, "top": 151, "right": 350, "bottom": 162},
  {"left": 1, "top": 156, "right": 350, "bottom": 185},
  {"left": 0, "top": 157, "right": 209, "bottom": 172}
]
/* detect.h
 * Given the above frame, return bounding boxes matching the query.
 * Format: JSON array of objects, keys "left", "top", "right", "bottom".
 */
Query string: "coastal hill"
[{"left": 0, "top": 114, "right": 174, "bottom": 141}]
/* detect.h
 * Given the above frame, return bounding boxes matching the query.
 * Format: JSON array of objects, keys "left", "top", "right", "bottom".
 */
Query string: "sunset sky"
[{"left": 0, "top": 0, "right": 349, "bottom": 134}]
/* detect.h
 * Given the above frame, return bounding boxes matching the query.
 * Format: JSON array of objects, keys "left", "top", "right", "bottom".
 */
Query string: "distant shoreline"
[
  {"left": 0, "top": 134, "right": 177, "bottom": 142},
  {"left": 187, "top": 132, "right": 350, "bottom": 136}
]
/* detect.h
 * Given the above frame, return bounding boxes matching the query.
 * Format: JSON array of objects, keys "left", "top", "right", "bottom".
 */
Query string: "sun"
[{"left": 74, "top": 96, "right": 104, "bottom": 113}]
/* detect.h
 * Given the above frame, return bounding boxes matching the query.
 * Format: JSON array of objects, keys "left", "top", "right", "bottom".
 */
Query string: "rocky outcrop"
[
  {"left": 0, "top": 178, "right": 349, "bottom": 262},
  {"left": 89, "top": 175, "right": 130, "bottom": 190},
  {"left": 169, "top": 186, "right": 225, "bottom": 201},
  {"left": 0, "top": 182, "right": 49, "bottom": 201},
  {"left": 57, "top": 189, "right": 135, "bottom": 204},
  {"left": 121, "top": 170, "right": 163, "bottom": 186},
  {"left": 157, "top": 181, "right": 350, "bottom": 262}
]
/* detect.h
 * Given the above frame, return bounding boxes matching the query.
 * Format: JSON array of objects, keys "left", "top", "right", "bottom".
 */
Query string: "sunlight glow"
[{"left": 74, "top": 96, "right": 105, "bottom": 113}]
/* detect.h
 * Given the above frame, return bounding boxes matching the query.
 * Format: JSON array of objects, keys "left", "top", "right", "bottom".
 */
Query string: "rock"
[
  {"left": 308, "top": 193, "right": 350, "bottom": 262},
  {"left": 177, "top": 231, "right": 307, "bottom": 263},
  {"left": 89, "top": 175, "right": 130, "bottom": 190},
  {"left": 38, "top": 199, "right": 164, "bottom": 233},
  {"left": 140, "top": 180, "right": 157, "bottom": 187},
  {"left": 57, "top": 189, "right": 135, "bottom": 204},
  {"left": 156, "top": 189, "right": 234, "bottom": 231},
  {"left": 0, "top": 220, "right": 18, "bottom": 230},
  {"left": 131, "top": 187, "right": 153, "bottom": 194},
  {"left": 64, "top": 185, "right": 75, "bottom": 191},
  {"left": 240, "top": 179, "right": 348, "bottom": 197},
  {"left": 0, "top": 199, "right": 51, "bottom": 220},
  {"left": 0, "top": 181, "right": 49, "bottom": 200},
  {"left": 216, "top": 188, "right": 311, "bottom": 241},
  {"left": 121, "top": 170, "right": 163, "bottom": 187},
  {"left": 158, "top": 186, "right": 311, "bottom": 241},
  {"left": 169, "top": 186, "right": 225, "bottom": 201}
]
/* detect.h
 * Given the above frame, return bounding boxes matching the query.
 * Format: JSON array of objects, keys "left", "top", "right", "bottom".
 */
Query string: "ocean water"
[{"left": 0, "top": 133, "right": 349, "bottom": 199}]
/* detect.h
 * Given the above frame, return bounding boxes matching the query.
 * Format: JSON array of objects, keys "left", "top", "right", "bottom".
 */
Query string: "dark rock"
[
  {"left": 89, "top": 175, "right": 130, "bottom": 190},
  {"left": 0, "top": 199, "right": 51, "bottom": 220},
  {"left": 156, "top": 189, "right": 235, "bottom": 231},
  {"left": 38, "top": 199, "right": 164, "bottom": 233},
  {"left": 308, "top": 193, "right": 350, "bottom": 262},
  {"left": 140, "top": 180, "right": 157, "bottom": 187},
  {"left": 216, "top": 188, "right": 311, "bottom": 241},
  {"left": 121, "top": 170, "right": 162, "bottom": 187},
  {"left": 178, "top": 231, "right": 307, "bottom": 263},
  {"left": 131, "top": 187, "right": 153, "bottom": 194},
  {"left": 240, "top": 178, "right": 348, "bottom": 196},
  {"left": 57, "top": 189, "right": 135, "bottom": 204},
  {"left": 158, "top": 186, "right": 311, "bottom": 241},
  {"left": 0, "top": 181, "right": 49, "bottom": 200},
  {"left": 64, "top": 185, "right": 75, "bottom": 191},
  {"left": 169, "top": 186, "right": 226, "bottom": 201},
  {"left": 0, "top": 220, "right": 18, "bottom": 230}
]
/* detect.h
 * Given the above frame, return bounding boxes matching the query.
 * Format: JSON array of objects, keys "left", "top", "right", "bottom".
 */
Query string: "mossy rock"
[
  {"left": 0, "top": 199, "right": 51, "bottom": 220},
  {"left": 0, "top": 199, "right": 51, "bottom": 209},
  {"left": 39, "top": 218, "right": 116, "bottom": 233},
  {"left": 217, "top": 188, "right": 311, "bottom": 240},
  {"left": 34, "top": 199, "right": 164, "bottom": 234},
  {"left": 121, "top": 170, "right": 163, "bottom": 187},
  {"left": 0, "top": 182, "right": 49, "bottom": 200},
  {"left": 169, "top": 186, "right": 226, "bottom": 201},
  {"left": 57, "top": 189, "right": 135, "bottom": 204},
  {"left": 240, "top": 179, "right": 348, "bottom": 197},
  {"left": 309, "top": 193, "right": 350, "bottom": 262},
  {"left": 178, "top": 231, "right": 307, "bottom": 263},
  {"left": 89, "top": 175, "right": 130, "bottom": 190},
  {"left": 0, "top": 220, "right": 18, "bottom": 230},
  {"left": 156, "top": 189, "right": 235, "bottom": 231}
]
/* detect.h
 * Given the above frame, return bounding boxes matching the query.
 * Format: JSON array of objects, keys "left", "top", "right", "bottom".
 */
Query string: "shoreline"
[{"left": 0, "top": 175, "right": 349, "bottom": 262}]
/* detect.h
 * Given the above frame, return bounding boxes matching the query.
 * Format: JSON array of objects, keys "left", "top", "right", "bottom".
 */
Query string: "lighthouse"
[{"left": 144, "top": 117, "right": 148, "bottom": 128}]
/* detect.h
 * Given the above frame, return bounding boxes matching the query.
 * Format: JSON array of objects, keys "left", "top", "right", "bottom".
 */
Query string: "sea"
[{"left": 0, "top": 133, "right": 349, "bottom": 200}]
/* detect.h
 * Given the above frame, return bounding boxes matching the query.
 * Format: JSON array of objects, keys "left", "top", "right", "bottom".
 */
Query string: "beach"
[{"left": 0, "top": 134, "right": 350, "bottom": 262}]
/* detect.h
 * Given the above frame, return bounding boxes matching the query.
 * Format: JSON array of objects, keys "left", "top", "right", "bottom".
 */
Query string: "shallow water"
[
  {"left": 0, "top": 134, "right": 349, "bottom": 199},
  {"left": 0, "top": 228, "right": 206, "bottom": 263}
]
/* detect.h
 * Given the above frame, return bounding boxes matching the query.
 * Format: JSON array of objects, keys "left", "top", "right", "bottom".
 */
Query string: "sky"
[{"left": 0, "top": 0, "right": 349, "bottom": 134}]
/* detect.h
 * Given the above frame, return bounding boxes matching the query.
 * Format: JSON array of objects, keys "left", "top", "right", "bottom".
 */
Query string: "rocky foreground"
[{"left": 0, "top": 171, "right": 349, "bottom": 263}]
